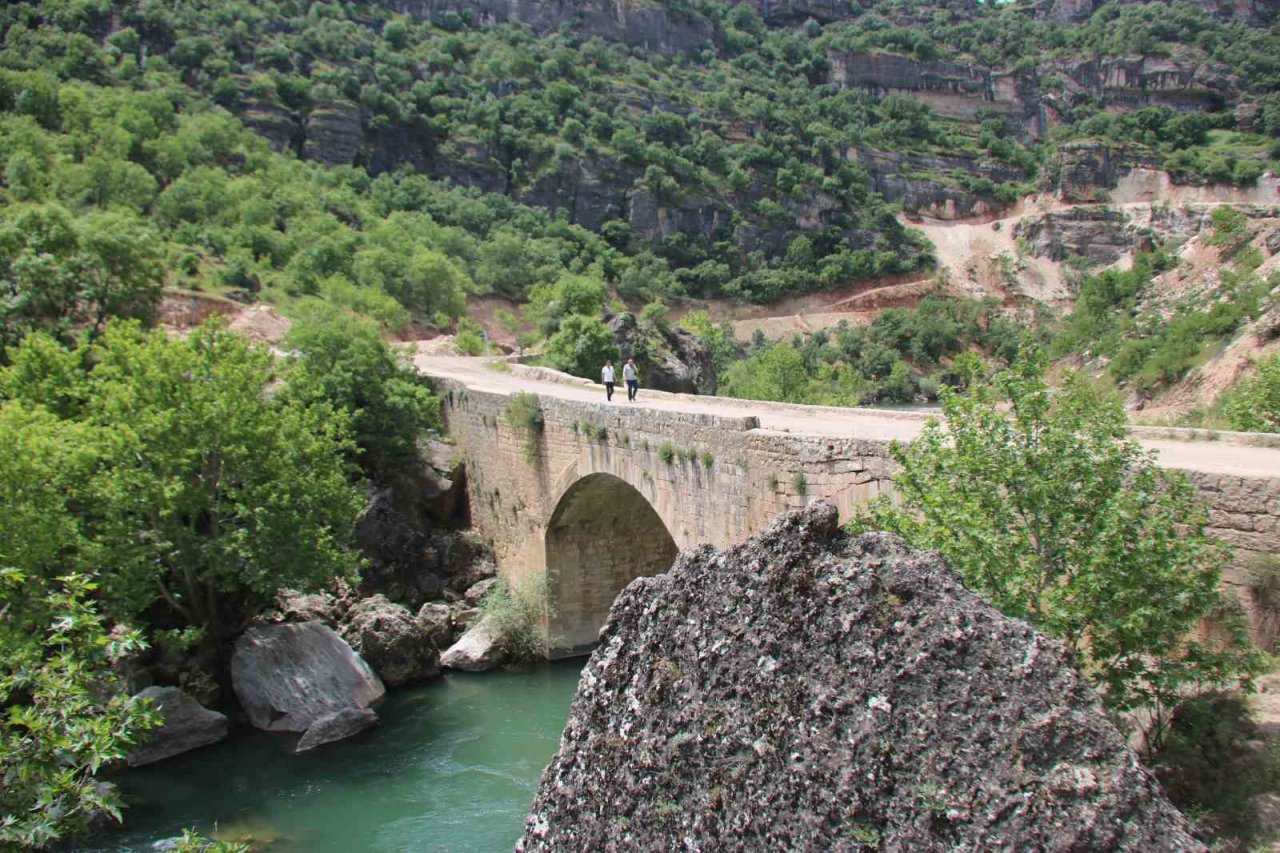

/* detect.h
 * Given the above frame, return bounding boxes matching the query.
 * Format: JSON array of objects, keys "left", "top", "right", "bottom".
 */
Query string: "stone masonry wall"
[{"left": 436, "top": 379, "right": 1280, "bottom": 652}]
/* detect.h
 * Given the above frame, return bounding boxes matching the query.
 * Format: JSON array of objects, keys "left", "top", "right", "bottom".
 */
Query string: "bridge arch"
[{"left": 544, "top": 472, "right": 678, "bottom": 657}]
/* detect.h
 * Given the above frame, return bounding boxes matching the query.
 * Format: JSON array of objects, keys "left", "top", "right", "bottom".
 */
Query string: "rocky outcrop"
[
  {"left": 340, "top": 595, "right": 442, "bottom": 687},
  {"left": 241, "top": 98, "right": 303, "bottom": 155},
  {"left": 440, "top": 622, "right": 506, "bottom": 672},
  {"left": 1055, "top": 141, "right": 1117, "bottom": 202},
  {"left": 520, "top": 503, "right": 1201, "bottom": 851},
  {"left": 608, "top": 312, "right": 716, "bottom": 395},
  {"left": 389, "top": 0, "right": 715, "bottom": 56},
  {"left": 420, "top": 439, "right": 468, "bottom": 526},
  {"left": 1015, "top": 205, "right": 1137, "bottom": 264},
  {"left": 852, "top": 148, "right": 1027, "bottom": 219},
  {"left": 1016, "top": 203, "right": 1280, "bottom": 265},
  {"left": 355, "top": 489, "right": 496, "bottom": 609},
  {"left": 231, "top": 622, "right": 385, "bottom": 741},
  {"left": 273, "top": 588, "right": 338, "bottom": 626},
  {"left": 127, "top": 687, "right": 229, "bottom": 767},
  {"left": 302, "top": 101, "right": 364, "bottom": 167},
  {"left": 417, "top": 602, "right": 455, "bottom": 648}
]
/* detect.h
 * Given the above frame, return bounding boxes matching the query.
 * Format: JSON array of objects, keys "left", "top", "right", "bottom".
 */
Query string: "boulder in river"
[
  {"left": 440, "top": 622, "right": 507, "bottom": 673},
  {"left": 519, "top": 503, "right": 1202, "bottom": 851},
  {"left": 231, "top": 621, "right": 384, "bottom": 736},
  {"left": 295, "top": 707, "right": 379, "bottom": 753},
  {"left": 340, "top": 594, "right": 442, "bottom": 687},
  {"left": 126, "top": 686, "right": 229, "bottom": 767}
]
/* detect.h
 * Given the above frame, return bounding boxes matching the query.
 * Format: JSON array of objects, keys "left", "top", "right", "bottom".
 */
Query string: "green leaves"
[
  {"left": 545, "top": 314, "right": 620, "bottom": 381},
  {"left": 0, "top": 574, "right": 158, "bottom": 848},
  {"left": 1224, "top": 354, "right": 1280, "bottom": 433},
  {"left": 0, "top": 204, "right": 162, "bottom": 353},
  {"left": 855, "top": 346, "right": 1261, "bottom": 748},
  {"left": 1, "top": 320, "right": 365, "bottom": 642}
]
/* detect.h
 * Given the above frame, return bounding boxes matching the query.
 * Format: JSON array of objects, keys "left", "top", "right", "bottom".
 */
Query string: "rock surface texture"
[
  {"left": 519, "top": 503, "right": 1202, "bottom": 852},
  {"left": 340, "top": 594, "right": 442, "bottom": 687},
  {"left": 440, "top": 621, "right": 506, "bottom": 672},
  {"left": 126, "top": 686, "right": 229, "bottom": 767},
  {"left": 608, "top": 312, "right": 716, "bottom": 396},
  {"left": 231, "top": 621, "right": 385, "bottom": 738}
]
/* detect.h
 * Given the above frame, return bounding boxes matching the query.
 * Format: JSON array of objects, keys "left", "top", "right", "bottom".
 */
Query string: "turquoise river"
[{"left": 79, "top": 660, "right": 585, "bottom": 852}]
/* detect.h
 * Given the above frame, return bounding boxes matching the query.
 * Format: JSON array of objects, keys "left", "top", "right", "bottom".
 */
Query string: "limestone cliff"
[{"left": 520, "top": 503, "right": 1201, "bottom": 851}]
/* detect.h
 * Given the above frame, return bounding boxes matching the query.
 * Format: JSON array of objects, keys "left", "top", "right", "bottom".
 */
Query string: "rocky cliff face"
[
  {"left": 829, "top": 50, "right": 1242, "bottom": 143},
  {"left": 608, "top": 312, "right": 717, "bottom": 395},
  {"left": 520, "top": 504, "right": 1201, "bottom": 851},
  {"left": 388, "top": 0, "right": 715, "bottom": 55}
]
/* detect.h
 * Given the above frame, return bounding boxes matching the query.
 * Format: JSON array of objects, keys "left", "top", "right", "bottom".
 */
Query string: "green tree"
[
  {"left": 283, "top": 308, "right": 440, "bottom": 478},
  {"left": 720, "top": 342, "right": 810, "bottom": 403},
  {"left": 853, "top": 349, "right": 1258, "bottom": 749},
  {"left": 0, "top": 205, "right": 162, "bottom": 353},
  {"left": 2, "top": 322, "right": 366, "bottom": 642},
  {"left": 0, "top": 572, "right": 157, "bottom": 849},
  {"left": 545, "top": 314, "right": 619, "bottom": 380}
]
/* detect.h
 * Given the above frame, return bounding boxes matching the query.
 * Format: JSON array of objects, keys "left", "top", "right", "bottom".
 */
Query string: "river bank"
[{"left": 78, "top": 662, "right": 584, "bottom": 853}]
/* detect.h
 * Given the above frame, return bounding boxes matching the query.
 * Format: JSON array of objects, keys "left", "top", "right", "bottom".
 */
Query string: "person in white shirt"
[
  {"left": 623, "top": 358, "right": 639, "bottom": 401},
  {"left": 601, "top": 360, "right": 616, "bottom": 401}
]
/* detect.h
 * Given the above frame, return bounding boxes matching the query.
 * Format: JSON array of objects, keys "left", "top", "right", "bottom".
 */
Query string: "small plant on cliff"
[
  {"left": 792, "top": 470, "right": 808, "bottom": 496},
  {"left": 504, "top": 392, "right": 544, "bottom": 464},
  {"left": 1223, "top": 354, "right": 1280, "bottom": 434},
  {"left": 701, "top": 451, "right": 714, "bottom": 469},
  {"left": 480, "top": 575, "right": 551, "bottom": 663},
  {"left": 851, "top": 347, "right": 1262, "bottom": 752},
  {"left": 658, "top": 442, "right": 677, "bottom": 465}
]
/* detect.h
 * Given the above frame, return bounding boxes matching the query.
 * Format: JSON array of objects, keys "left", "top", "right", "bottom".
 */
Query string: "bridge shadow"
[{"left": 545, "top": 472, "right": 678, "bottom": 658}]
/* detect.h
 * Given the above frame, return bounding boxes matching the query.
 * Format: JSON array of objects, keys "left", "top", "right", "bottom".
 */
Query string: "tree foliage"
[
  {"left": 0, "top": 573, "right": 157, "bottom": 849},
  {"left": 1224, "top": 354, "right": 1280, "bottom": 433},
  {"left": 1, "top": 321, "right": 365, "bottom": 642},
  {"left": 283, "top": 306, "right": 440, "bottom": 479},
  {"left": 852, "top": 348, "right": 1260, "bottom": 747},
  {"left": 0, "top": 203, "right": 162, "bottom": 354},
  {"left": 545, "top": 313, "right": 619, "bottom": 380}
]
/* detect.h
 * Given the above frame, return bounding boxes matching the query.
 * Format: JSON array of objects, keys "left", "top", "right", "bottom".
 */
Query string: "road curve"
[{"left": 413, "top": 355, "right": 1280, "bottom": 480}]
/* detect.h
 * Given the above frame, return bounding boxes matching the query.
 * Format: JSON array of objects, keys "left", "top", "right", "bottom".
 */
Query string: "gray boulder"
[
  {"left": 127, "top": 687, "right": 229, "bottom": 767},
  {"left": 464, "top": 578, "right": 499, "bottom": 605},
  {"left": 295, "top": 707, "right": 379, "bottom": 753},
  {"left": 519, "top": 503, "right": 1201, "bottom": 851},
  {"left": 231, "top": 621, "right": 384, "bottom": 733},
  {"left": 340, "top": 595, "right": 441, "bottom": 687},
  {"left": 273, "top": 588, "right": 337, "bottom": 625},
  {"left": 416, "top": 602, "right": 454, "bottom": 648},
  {"left": 608, "top": 312, "right": 716, "bottom": 395},
  {"left": 440, "top": 622, "right": 507, "bottom": 673}
]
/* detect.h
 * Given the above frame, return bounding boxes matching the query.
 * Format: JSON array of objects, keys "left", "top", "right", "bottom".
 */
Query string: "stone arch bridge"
[{"left": 417, "top": 356, "right": 1280, "bottom": 658}]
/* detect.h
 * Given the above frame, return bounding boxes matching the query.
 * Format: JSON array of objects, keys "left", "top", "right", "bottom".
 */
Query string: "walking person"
[
  {"left": 623, "top": 358, "right": 639, "bottom": 402},
  {"left": 601, "top": 359, "right": 616, "bottom": 402}
]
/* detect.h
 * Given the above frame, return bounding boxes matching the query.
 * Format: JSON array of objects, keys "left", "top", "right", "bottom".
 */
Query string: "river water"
[{"left": 80, "top": 660, "right": 585, "bottom": 852}]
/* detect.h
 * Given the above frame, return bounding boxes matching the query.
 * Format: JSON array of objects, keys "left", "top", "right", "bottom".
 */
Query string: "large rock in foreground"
[
  {"left": 126, "top": 687, "right": 229, "bottom": 767},
  {"left": 520, "top": 503, "right": 1201, "bottom": 851},
  {"left": 232, "top": 622, "right": 385, "bottom": 736}
]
